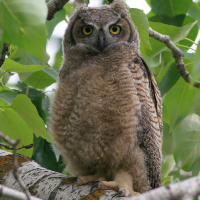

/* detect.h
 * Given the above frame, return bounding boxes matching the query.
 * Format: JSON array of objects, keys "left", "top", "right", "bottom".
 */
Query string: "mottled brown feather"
[{"left": 50, "top": 0, "right": 162, "bottom": 195}]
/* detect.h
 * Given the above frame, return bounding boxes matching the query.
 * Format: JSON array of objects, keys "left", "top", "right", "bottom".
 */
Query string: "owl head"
[{"left": 63, "top": 0, "right": 139, "bottom": 54}]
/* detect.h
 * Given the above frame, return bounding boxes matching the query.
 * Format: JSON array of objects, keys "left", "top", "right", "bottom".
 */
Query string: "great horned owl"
[{"left": 50, "top": 0, "right": 162, "bottom": 196}]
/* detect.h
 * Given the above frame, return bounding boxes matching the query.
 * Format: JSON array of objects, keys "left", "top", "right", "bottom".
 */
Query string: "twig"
[
  {"left": 0, "top": 132, "right": 17, "bottom": 146},
  {"left": 47, "top": 0, "right": 70, "bottom": 20},
  {"left": 0, "top": 184, "right": 42, "bottom": 200},
  {"left": 12, "top": 140, "right": 32, "bottom": 200},
  {"left": 0, "top": 43, "right": 10, "bottom": 68},
  {"left": 0, "top": 143, "right": 33, "bottom": 150},
  {"left": 149, "top": 27, "right": 200, "bottom": 88},
  {"left": 0, "top": 132, "right": 31, "bottom": 200}
]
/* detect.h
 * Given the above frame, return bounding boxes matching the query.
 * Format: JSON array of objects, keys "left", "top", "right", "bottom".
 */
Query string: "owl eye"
[
  {"left": 82, "top": 25, "right": 93, "bottom": 36},
  {"left": 109, "top": 25, "right": 121, "bottom": 35}
]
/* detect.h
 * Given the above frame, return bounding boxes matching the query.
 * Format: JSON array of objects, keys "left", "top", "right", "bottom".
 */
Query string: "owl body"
[{"left": 51, "top": 0, "right": 162, "bottom": 195}]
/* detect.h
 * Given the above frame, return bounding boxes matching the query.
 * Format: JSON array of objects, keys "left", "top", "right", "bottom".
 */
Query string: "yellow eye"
[
  {"left": 82, "top": 25, "right": 93, "bottom": 36},
  {"left": 110, "top": 25, "right": 121, "bottom": 35}
]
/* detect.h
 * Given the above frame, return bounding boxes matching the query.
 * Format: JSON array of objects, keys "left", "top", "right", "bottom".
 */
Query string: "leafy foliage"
[
  {"left": 0, "top": 0, "right": 48, "bottom": 62},
  {"left": 0, "top": 0, "right": 200, "bottom": 184}
]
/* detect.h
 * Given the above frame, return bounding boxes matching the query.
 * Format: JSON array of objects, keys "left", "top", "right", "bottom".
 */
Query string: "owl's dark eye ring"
[
  {"left": 109, "top": 25, "right": 121, "bottom": 35},
  {"left": 82, "top": 25, "right": 93, "bottom": 36}
]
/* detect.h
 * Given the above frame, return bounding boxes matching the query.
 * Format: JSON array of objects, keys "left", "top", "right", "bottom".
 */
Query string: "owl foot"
[
  {"left": 96, "top": 180, "right": 140, "bottom": 196},
  {"left": 76, "top": 175, "right": 106, "bottom": 186},
  {"left": 91, "top": 171, "right": 140, "bottom": 197}
]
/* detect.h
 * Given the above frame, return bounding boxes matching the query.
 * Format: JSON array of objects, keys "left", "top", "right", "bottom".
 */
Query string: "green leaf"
[
  {"left": 150, "top": 21, "right": 197, "bottom": 43},
  {"left": 150, "top": 0, "right": 192, "bottom": 26},
  {"left": 129, "top": 8, "right": 151, "bottom": 50},
  {"left": 32, "top": 136, "right": 65, "bottom": 172},
  {"left": 0, "top": 86, "right": 12, "bottom": 106},
  {"left": 191, "top": 91, "right": 200, "bottom": 116},
  {"left": 63, "top": 2, "right": 74, "bottom": 15},
  {"left": 162, "top": 176, "right": 173, "bottom": 185},
  {"left": 158, "top": 63, "right": 180, "bottom": 96},
  {"left": 188, "top": 2, "right": 200, "bottom": 28},
  {"left": 0, "top": 0, "right": 47, "bottom": 62},
  {"left": 0, "top": 67, "right": 11, "bottom": 84},
  {"left": 163, "top": 67, "right": 199, "bottom": 128},
  {"left": 19, "top": 83, "right": 50, "bottom": 124},
  {"left": 178, "top": 16, "right": 198, "bottom": 48},
  {"left": 192, "top": 41, "right": 200, "bottom": 83},
  {"left": 0, "top": 90, "right": 18, "bottom": 105},
  {"left": 46, "top": 9, "right": 66, "bottom": 38},
  {"left": 162, "top": 122, "right": 174, "bottom": 155},
  {"left": 43, "top": 66, "right": 59, "bottom": 81},
  {"left": 173, "top": 114, "right": 200, "bottom": 171},
  {"left": 161, "top": 155, "right": 176, "bottom": 180},
  {"left": 18, "top": 82, "right": 48, "bottom": 123},
  {"left": 144, "top": 21, "right": 197, "bottom": 58},
  {"left": 19, "top": 70, "right": 56, "bottom": 89},
  {"left": 145, "top": 0, "right": 151, "bottom": 8},
  {"left": 2, "top": 58, "right": 46, "bottom": 73},
  {"left": 192, "top": 158, "right": 200, "bottom": 176},
  {"left": 10, "top": 47, "right": 49, "bottom": 65},
  {"left": 0, "top": 109, "right": 33, "bottom": 157},
  {"left": 51, "top": 38, "right": 62, "bottom": 67},
  {"left": 153, "top": 51, "right": 174, "bottom": 84},
  {"left": 0, "top": 25, "right": 3, "bottom": 43},
  {"left": 10, "top": 94, "right": 52, "bottom": 143}
]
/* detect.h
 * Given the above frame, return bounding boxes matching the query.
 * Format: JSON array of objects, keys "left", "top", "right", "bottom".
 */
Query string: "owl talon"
[
  {"left": 95, "top": 171, "right": 141, "bottom": 196},
  {"left": 76, "top": 175, "right": 106, "bottom": 187},
  {"left": 112, "top": 189, "right": 125, "bottom": 199},
  {"left": 72, "top": 178, "right": 79, "bottom": 191},
  {"left": 90, "top": 180, "right": 101, "bottom": 193}
]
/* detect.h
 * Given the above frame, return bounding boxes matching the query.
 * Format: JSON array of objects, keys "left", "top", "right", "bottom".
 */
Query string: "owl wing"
[{"left": 130, "top": 51, "right": 163, "bottom": 189}]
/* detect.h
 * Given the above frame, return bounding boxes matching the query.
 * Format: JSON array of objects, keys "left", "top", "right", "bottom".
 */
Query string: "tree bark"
[
  {"left": 1, "top": 149, "right": 200, "bottom": 200},
  {"left": 0, "top": 149, "right": 117, "bottom": 200},
  {"left": 0, "top": 185, "right": 42, "bottom": 200}
]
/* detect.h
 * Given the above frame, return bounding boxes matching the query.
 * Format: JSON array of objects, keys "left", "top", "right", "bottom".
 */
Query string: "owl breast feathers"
[{"left": 50, "top": 0, "right": 163, "bottom": 196}]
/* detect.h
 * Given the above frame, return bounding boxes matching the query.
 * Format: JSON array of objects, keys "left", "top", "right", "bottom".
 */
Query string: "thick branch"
[
  {"left": 47, "top": 0, "right": 70, "bottom": 20},
  {"left": 1, "top": 149, "right": 200, "bottom": 200},
  {"left": 130, "top": 176, "right": 200, "bottom": 200},
  {"left": 0, "top": 149, "right": 117, "bottom": 200},
  {"left": 149, "top": 27, "right": 200, "bottom": 88}
]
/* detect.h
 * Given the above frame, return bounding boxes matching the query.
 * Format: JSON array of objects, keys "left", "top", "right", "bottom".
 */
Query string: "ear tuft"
[{"left": 110, "top": 0, "right": 128, "bottom": 16}]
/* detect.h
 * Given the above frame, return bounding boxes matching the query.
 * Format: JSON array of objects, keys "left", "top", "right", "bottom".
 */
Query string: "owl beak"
[{"left": 97, "top": 29, "right": 106, "bottom": 51}]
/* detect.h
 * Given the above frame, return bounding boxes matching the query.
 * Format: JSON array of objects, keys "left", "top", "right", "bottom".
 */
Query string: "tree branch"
[
  {"left": 0, "top": 132, "right": 31, "bottom": 200},
  {"left": 0, "top": 149, "right": 117, "bottom": 200},
  {"left": 0, "top": 143, "right": 33, "bottom": 150},
  {"left": 149, "top": 27, "right": 200, "bottom": 88},
  {"left": 0, "top": 185, "right": 42, "bottom": 200},
  {"left": 1, "top": 148, "right": 200, "bottom": 200},
  {"left": 0, "top": 43, "right": 10, "bottom": 68},
  {"left": 47, "top": 0, "right": 70, "bottom": 20},
  {"left": 130, "top": 176, "right": 200, "bottom": 200}
]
